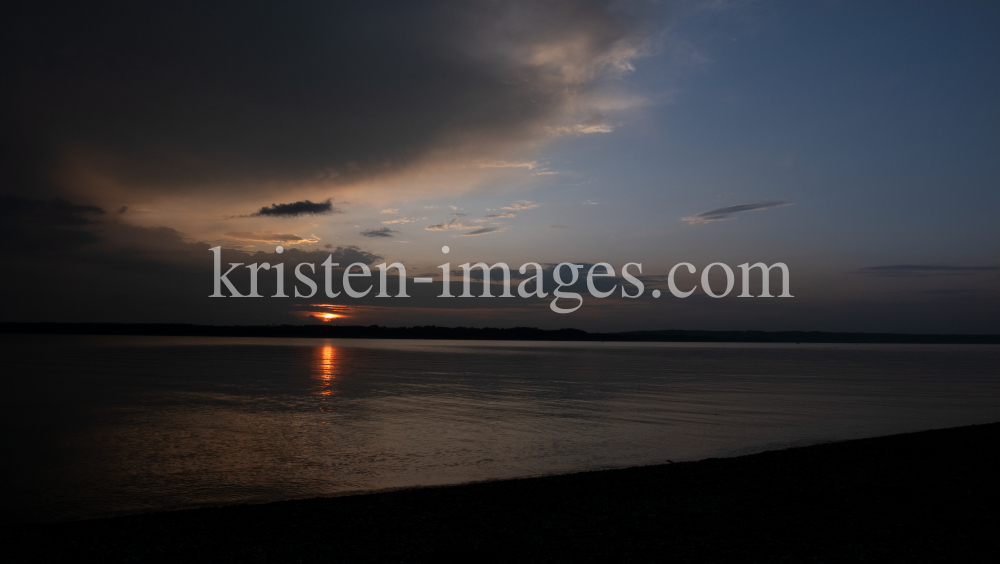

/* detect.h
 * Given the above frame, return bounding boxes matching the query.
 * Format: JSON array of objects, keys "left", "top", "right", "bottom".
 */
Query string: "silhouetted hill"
[{"left": 2, "top": 322, "right": 998, "bottom": 344}]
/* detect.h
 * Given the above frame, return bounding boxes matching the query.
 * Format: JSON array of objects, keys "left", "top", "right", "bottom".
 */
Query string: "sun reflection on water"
[{"left": 311, "top": 344, "right": 340, "bottom": 396}]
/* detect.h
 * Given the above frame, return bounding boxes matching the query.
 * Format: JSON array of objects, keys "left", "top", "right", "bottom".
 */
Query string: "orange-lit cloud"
[{"left": 224, "top": 231, "right": 321, "bottom": 244}]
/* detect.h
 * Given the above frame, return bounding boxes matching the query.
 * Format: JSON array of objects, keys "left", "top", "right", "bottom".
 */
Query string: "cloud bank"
[{"left": 2, "top": 0, "right": 655, "bottom": 204}]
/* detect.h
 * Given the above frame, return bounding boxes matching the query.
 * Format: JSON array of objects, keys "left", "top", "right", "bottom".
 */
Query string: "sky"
[{"left": 2, "top": 0, "right": 998, "bottom": 333}]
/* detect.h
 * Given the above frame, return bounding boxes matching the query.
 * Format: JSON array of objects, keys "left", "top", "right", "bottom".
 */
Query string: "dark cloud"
[
  {"left": 0, "top": 196, "right": 103, "bottom": 225},
  {"left": 858, "top": 265, "right": 1000, "bottom": 277},
  {"left": 361, "top": 228, "right": 398, "bottom": 238},
  {"left": 249, "top": 199, "right": 338, "bottom": 218},
  {"left": 1, "top": 1, "right": 652, "bottom": 197},
  {"left": 0, "top": 196, "right": 105, "bottom": 251},
  {"left": 0, "top": 3, "right": 657, "bottom": 329},
  {"left": 682, "top": 201, "right": 791, "bottom": 224}
]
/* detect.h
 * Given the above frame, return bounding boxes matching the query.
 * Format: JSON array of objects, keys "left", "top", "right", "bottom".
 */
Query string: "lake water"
[{"left": 2, "top": 334, "right": 998, "bottom": 524}]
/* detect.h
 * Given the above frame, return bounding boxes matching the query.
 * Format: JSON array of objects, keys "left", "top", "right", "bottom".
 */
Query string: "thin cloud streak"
[
  {"left": 381, "top": 217, "right": 424, "bottom": 225},
  {"left": 426, "top": 202, "right": 529, "bottom": 234},
  {"left": 459, "top": 226, "right": 505, "bottom": 236},
  {"left": 858, "top": 265, "right": 1000, "bottom": 277},
  {"left": 682, "top": 201, "right": 791, "bottom": 224},
  {"left": 502, "top": 201, "right": 540, "bottom": 211},
  {"left": 475, "top": 160, "right": 538, "bottom": 170},
  {"left": 224, "top": 231, "right": 318, "bottom": 243}
]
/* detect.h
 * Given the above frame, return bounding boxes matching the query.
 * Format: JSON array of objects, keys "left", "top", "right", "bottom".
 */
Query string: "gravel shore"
[{"left": 3, "top": 422, "right": 998, "bottom": 563}]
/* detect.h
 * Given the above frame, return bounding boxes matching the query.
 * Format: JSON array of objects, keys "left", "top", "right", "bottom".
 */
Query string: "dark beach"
[{"left": 3, "top": 422, "right": 997, "bottom": 563}]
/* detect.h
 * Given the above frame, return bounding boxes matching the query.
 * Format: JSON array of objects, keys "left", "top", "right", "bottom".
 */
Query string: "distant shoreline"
[
  {"left": 2, "top": 322, "right": 999, "bottom": 344},
  {"left": 3, "top": 422, "right": 998, "bottom": 562}
]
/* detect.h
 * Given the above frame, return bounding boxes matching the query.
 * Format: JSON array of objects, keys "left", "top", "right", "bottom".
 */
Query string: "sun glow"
[{"left": 288, "top": 307, "right": 349, "bottom": 322}]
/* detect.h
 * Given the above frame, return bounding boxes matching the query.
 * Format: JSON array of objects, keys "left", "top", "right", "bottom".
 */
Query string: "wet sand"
[{"left": 3, "top": 422, "right": 998, "bottom": 563}]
